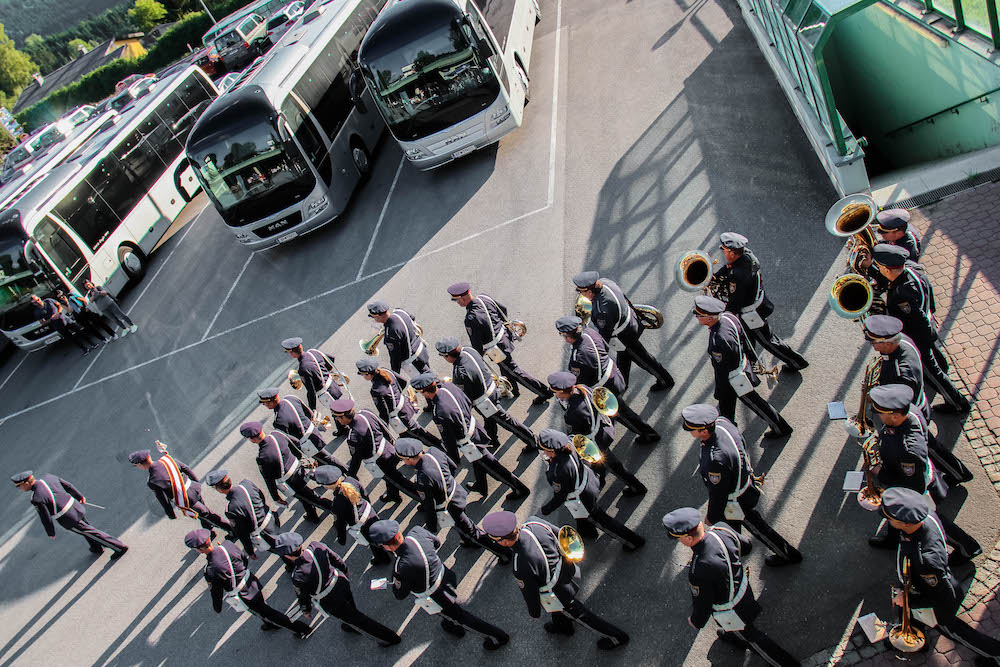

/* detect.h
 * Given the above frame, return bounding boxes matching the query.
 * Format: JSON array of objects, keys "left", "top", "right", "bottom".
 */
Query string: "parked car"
[
  {"left": 265, "top": 1, "right": 305, "bottom": 43},
  {"left": 192, "top": 45, "right": 221, "bottom": 78},
  {"left": 214, "top": 12, "right": 269, "bottom": 72},
  {"left": 60, "top": 105, "right": 95, "bottom": 127}
]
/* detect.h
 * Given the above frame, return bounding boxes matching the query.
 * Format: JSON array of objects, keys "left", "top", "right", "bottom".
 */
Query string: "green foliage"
[
  {"left": 0, "top": 0, "right": 127, "bottom": 45},
  {"left": 18, "top": 6, "right": 137, "bottom": 76},
  {"left": 128, "top": 0, "right": 168, "bottom": 31},
  {"left": 0, "top": 23, "right": 36, "bottom": 105}
]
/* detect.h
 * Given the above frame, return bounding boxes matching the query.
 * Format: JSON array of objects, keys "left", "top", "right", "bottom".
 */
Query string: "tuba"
[
  {"left": 572, "top": 434, "right": 604, "bottom": 464},
  {"left": 557, "top": 525, "right": 585, "bottom": 563},
  {"left": 829, "top": 274, "right": 873, "bottom": 319},
  {"left": 505, "top": 320, "right": 527, "bottom": 341},
  {"left": 633, "top": 304, "right": 664, "bottom": 329},
  {"left": 591, "top": 386, "right": 619, "bottom": 417},
  {"left": 359, "top": 331, "right": 384, "bottom": 356},
  {"left": 825, "top": 193, "right": 878, "bottom": 274},
  {"left": 675, "top": 251, "right": 716, "bottom": 292},
  {"left": 574, "top": 294, "right": 592, "bottom": 325},
  {"left": 889, "top": 557, "right": 926, "bottom": 652},
  {"left": 288, "top": 369, "right": 303, "bottom": 390}
]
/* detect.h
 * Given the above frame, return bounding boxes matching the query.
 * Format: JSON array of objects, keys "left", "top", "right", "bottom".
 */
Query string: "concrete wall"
[{"left": 824, "top": 4, "right": 1000, "bottom": 168}]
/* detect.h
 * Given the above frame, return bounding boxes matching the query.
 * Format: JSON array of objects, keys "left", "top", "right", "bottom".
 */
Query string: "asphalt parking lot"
[{"left": 1, "top": 0, "right": 997, "bottom": 665}]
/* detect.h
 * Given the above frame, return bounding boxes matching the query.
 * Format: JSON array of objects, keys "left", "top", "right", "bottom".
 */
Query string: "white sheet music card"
[
  {"left": 858, "top": 612, "right": 888, "bottom": 643},
  {"left": 828, "top": 402, "right": 848, "bottom": 420},
  {"left": 370, "top": 578, "right": 388, "bottom": 591},
  {"left": 843, "top": 471, "right": 865, "bottom": 492}
]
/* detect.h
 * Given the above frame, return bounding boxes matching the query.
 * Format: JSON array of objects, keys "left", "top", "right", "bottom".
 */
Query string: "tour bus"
[
  {"left": 0, "top": 66, "right": 219, "bottom": 350},
  {"left": 185, "top": 0, "right": 386, "bottom": 248},
  {"left": 357, "top": 0, "right": 540, "bottom": 170}
]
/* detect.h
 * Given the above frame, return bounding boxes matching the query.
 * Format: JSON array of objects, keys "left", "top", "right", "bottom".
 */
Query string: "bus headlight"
[
  {"left": 307, "top": 196, "right": 329, "bottom": 216},
  {"left": 405, "top": 148, "right": 425, "bottom": 159},
  {"left": 491, "top": 106, "right": 511, "bottom": 125}
]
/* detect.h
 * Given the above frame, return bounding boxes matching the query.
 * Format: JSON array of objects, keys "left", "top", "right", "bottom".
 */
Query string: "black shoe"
[
  {"left": 460, "top": 539, "right": 482, "bottom": 550},
  {"left": 949, "top": 545, "right": 983, "bottom": 566},
  {"left": 636, "top": 432, "right": 661, "bottom": 445},
  {"left": 483, "top": 635, "right": 509, "bottom": 650},
  {"left": 649, "top": 380, "right": 674, "bottom": 392},
  {"left": 623, "top": 537, "right": 646, "bottom": 553},
  {"left": 505, "top": 486, "right": 530, "bottom": 501},
  {"left": 597, "top": 636, "right": 629, "bottom": 650},
  {"left": 440, "top": 620, "right": 466, "bottom": 637},
  {"left": 379, "top": 492, "right": 403, "bottom": 504},
  {"left": 543, "top": 621, "right": 575, "bottom": 636},
  {"left": 531, "top": 393, "right": 552, "bottom": 406},
  {"left": 378, "top": 635, "right": 402, "bottom": 647},
  {"left": 622, "top": 484, "right": 647, "bottom": 497},
  {"left": 868, "top": 534, "right": 895, "bottom": 550},
  {"left": 763, "top": 428, "right": 792, "bottom": 439},
  {"left": 303, "top": 514, "right": 322, "bottom": 524},
  {"left": 109, "top": 547, "right": 129, "bottom": 561},
  {"left": 765, "top": 553, "right": 802, "bottom": 567},
  {"left": 89, "top": 545, "right": 104, "bottom": 554},
  {"left": 261, "top": 622, "right": 280, "bottom": 632},
  {"left": 296, "top": 628, "right": 313, "bottom": 640},
  {"left": 341, "top": 622, "right": 361, "bottom": 634},
  {"left": 464, "top": 481, "right": 488, "bottom": 495},
  {"left": 934, "top": 401, "right": 972, "bottom": 414}
]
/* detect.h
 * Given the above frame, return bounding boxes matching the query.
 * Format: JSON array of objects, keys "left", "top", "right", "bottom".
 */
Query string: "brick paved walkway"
[{"left": 804, "top": 181, "right": 1000, "bottom": 666}]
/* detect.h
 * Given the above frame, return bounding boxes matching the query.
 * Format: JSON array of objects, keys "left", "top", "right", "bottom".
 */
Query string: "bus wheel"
[
  {"left": 515, "top": 61, "right": 530, "bottom": 105},
  {"left": 351, "top": 141, "right": 372, "bottom": 180},
  {"left": 118, "top": 244, "right": 147, "bottom": 283}
]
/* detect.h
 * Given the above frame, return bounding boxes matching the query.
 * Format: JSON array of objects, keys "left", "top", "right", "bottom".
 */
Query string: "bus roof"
[{"left": 361, "top": 0, "right": 461, "bottom": 61}]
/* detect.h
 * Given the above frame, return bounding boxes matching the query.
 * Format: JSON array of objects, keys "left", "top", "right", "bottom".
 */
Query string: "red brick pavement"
[{"left": 809, "top": 181, "right": 1000, "bottom": 666}]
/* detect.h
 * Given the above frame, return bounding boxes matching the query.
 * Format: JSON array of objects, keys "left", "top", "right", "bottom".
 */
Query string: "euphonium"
[
  {"left": 825, "top": 193, "right": 878, "bottom": 273},
  {"left": 829, "top": 273, "right": 873, "bottom": 319},
  {"left": 572, "top": 434, "right": 604, "bottom": 464},
  {"left": 889, "top": 558, "right": 926, "bottom": 652},
  {"left": 633, "top": 304, "right": 664, "bottom": 329},
  {"left": 288, "top": 369, "right": 303, "bottom": 390},
  {"left": 505, "top": 320, "right": 527, "bottom": 340},
  {"left": 857, "top": 433, "right": 882, "bottom": 511},
  {"left": 591, "top": 386, "right": 619, "bottom": 417},
  {"left": 675, "top": 251, "right": 719, "bottom": 292},
  {"left": 575, "top": 294, "right": 592, "bottom": 325},
  {"left": 557, "top": 525, "right": 585, "bottom": 563},
  {"left": 359, "top": 330, "right": 384, "bottom": 356}
]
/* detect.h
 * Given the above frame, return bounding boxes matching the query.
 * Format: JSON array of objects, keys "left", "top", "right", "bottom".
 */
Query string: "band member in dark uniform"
[
  {"left": 356, "top": 357, "right": 442, "bottom": 450},
  {"left": 310, "top": 465, "right": 391, "bottom": 565}
]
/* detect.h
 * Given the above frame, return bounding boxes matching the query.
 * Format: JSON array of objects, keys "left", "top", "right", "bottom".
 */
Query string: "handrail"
[{"left": 885, "top": 84, "right": 1000, "bottom": 136}]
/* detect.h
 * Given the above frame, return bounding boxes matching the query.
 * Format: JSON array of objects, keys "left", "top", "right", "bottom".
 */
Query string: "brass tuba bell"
[
  {"left": 591, "top": 386, "right": 619, "bottom": 417},
  {"left": 572, "top": 434, "right": 604, "bottom": 464},
  {"left": 288, "top": 369, "right": 303, "bottom": 390},
  {"left": 633, "top": 304, "right": 664, "bottom": 329},
  {"left": 675, "top": 251, "right": 717, "bottom": 292},
  {"left": 574, "top": 294, "right": 592, "bottom": 325},
  {"left": 359, "top": 331, "right": 385, "bottom": 356},
  {"left": 825, "top": 193, "right": 878, "bottom": 273},
  {"left": 505, "top": 320, "right": 527, "bottom": 340},
  {"left": 557, "top": 525, "right": 585, "bottom": 562},
  {"left": 829, "top": 273, "right": 873, "bottom": 319}
]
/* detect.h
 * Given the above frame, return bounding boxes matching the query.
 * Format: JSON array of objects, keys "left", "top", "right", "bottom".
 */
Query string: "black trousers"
[
  {"left": 497, "top": 354, "right": 552, "bottom": 399},
  {"left": 718, "top": 385, "right": 790, "bottom": 434},
  {"left": 732, "top": 624, "right": 800, "bottom": 667},
  {"left": 550, "top": 597, "right": 628, "bottom": 644},
  {"left": 376, "top": 458, "right": 420, "bottom": 501},
  {"left": 614, "top": 397, "right": 656, "bottom": 437},
  {"left": 937, "top": 615, "right": 1000, "bottom": 661},
  {"left": 928, "top": 433, "right": 974, "bottom": 483},
  {"left": 576, "top": 506, "right": 644, "bottom": 550},
  {"left": 918, "top": 339, "right": 969, "bottom": 411},
  {"left": 483, "top": 404, "right": 537, "bottom": 448},
  {"left": 62, "top": 518, "right": 127, "bottom": 553},
  {"left": 191, "top": 500, "right": 233, "bottom": 533},
  {"left": 319, "top": 579, "right": 400, "bottom": 645},
  {"left": 747, "top": 320, "right": 807, "bottom": 371},
  {"left": 728, "top": 508, "right": 801, "bottom": 561},
  {"left": 447, "top": 503, "right": 510, "bottom": 560},
  {"left": 472, "top": 450, "right": 530, "bottom": 494},
  {"left": 243, "top": 585, "right": 310, "bottom": 634},
  {"left": 433, "top": 584, "right": 508, "bottom": 644},
  {"left": 287, "top": 471, "right": 336, "bottom": 520},
  {"left": 616, "top": 328, "right": 673, "bottom": 387},
  {"left": 591, "top": 448, "right": 645, "bottom": 494},
  {"left": 78, "top": 311, "right": 115, "bottom": 339},
  {"left": 399, "top": 409, "right": 443, "bottom": 448}
]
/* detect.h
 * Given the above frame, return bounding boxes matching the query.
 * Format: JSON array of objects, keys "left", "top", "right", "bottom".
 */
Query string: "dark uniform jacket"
[
  {"left": 713, "top": 251, "right": 773, "bottom": 318},
  {"left": 383, "top": 308, "right": 425, "bottom": 372},
  {"left": 541, "top": 447, "right": 599, "bottom": 515},
  {"left": 897, "top": 512, "right": 962, "bottom": 618},
  {"left": 687, "top": 523, "right": 754, "bottom": 628},
  {"left": 272, "top": 396, "right": 326, "bottom": 458},
  {"left": 452, "top": 347, "right": 498, "bottom": 402},
  {"left": 370, "top": 369, "right": 416, "bottom": 423},
  {"left": 255, "top": 431, "right": 300, "bottom": 502},
  {"left": 563, "top": 388, "right": 616, "bottom": 449},
  {"left": 204, "top": 540, "right": 260, "bottom": 612},
  {"left": 430, "top": 381, "right": 491, "bottom": 451},
  {"left": 29, "top": 474, "right": 88, "bottom": 535},
  {"left": 330, "top": 477, "right": 377, "bottom": 545},
  {"left": 464, "top": 293, "right": 514, "bottom": 356},
  {"left": 590, "top": 279, "right": 640, "bottom": 342},
  {"left": 512, "top": 517, "right": 580, "bottom": 617},
  {"left": 877, "top": 334, "right": 929, "bottom": 419},
  {"left": 699, "top": 418, "right": 758, "bottom": 524},
  {"left": 568, "top": 327, "right": 624, "bottom": 393},
  {"left": 889, "top": 230, "right": 922, "bottom": 261},
  {"left": 297, "top": 348, "right": 342, "bottom": 410},
  {"left": 708, "top": 313, "right": 758, "bottom": 397},
  {"left": 147, "top": 456, "right": 201, "bottom": 519},
  {"left": 225, "top": 480, "right": 275, "bottom": 556},
  {"left": 392, "top": 526, "right": 458, "bottom": 603},
  {"left": 876, "top": 409, "right": 945, "bottom": 498},
  {"left": 346, "top": 408, "right": 397, "bottom": 477},
  {"left": 291, "top": 541, "right": 348, "bottom": 613},
  {"left": 886, "top": 266, "right": 938, "bottom": 348},
  {"left": 414, "top": 450, "right": 466, "bottom": 531}
]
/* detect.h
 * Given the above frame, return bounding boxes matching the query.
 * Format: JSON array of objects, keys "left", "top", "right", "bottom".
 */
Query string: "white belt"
[
  {"left": 223, "top": 571, "right": 251, "bottom": 612},
  {"left": 389, "top": 389, "right": 407, "bottom": 418},
  {"left": 278, "top": 458, "right": 300, "bottom": 483},
  {"left": 251, "top": 511, "right": 272, "bottom": 538},
  {"left": 348, "top": 504, "right": 373, "bottom": 545},
  {"left": 597, "top": 358, "right": 614, "bottom": 387},
  {"left": 363, "top": 438, "right": 387, "bottom": 478},
  {"left": 320, "top": 374, "right": 334, "bottom": 394},
  {"left": 712, "top": 572, "right": 748, "bottom": 612},
  {"left": 403, "top": 339, "right": 425, "bottom": 366},
  {"left": 296, "top": 423, "right": 319, "bottom": 458},
  {"left": 414, "top": 566, "right": 445, "bottom": 600},
  {"left": 457, "top": 415, "right": 483, "bottom": 462},
  {"left": 472, "top": 383, "right": 499, "bottom": 418},
  {"left": 313, "top": 570, "right": 343, "bottom": 603},
  {"left": 52, "top": 497, "right": 75, "bottom": 519},
  {"left": 727, "top": 355, "right": 753, "bottom": 396},
  {"left": 565, "top": 466, "right": 591, "bottom": 519}
]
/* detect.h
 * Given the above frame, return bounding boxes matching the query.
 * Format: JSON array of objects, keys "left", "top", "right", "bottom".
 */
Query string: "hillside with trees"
[{"left": 0, "top": 0, "right": 129, "bottom": 44}]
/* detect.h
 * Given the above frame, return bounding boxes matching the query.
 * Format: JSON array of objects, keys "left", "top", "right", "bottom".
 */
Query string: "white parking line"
[
  {"left": 72, "top": 342, "right": 108, "bottom": 391},
  {"left": 126, "top": 206, "right": 208, "bottom": 316},
  {"left": 357, "top": 156, "right": 406, "bottom": 280},
  {"left": 548, "top": 0, "right": 564, "bottom": 206},
  {"left": 201, "top": 250, "right": 259, "bottom": 341},
  {"left": 0, "top": 352, "right": 30, "bottom": 393}
]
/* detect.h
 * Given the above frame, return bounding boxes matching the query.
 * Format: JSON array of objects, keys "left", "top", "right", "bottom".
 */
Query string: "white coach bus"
[
  {"left": 185, "top": 0, "right": 387, "bottom": 248},
  {"left": 357, "top": 0, "right": 540, "bottom": 170},
  {"left": 0, "top": 66, "right": 218, "bottom": 350}
]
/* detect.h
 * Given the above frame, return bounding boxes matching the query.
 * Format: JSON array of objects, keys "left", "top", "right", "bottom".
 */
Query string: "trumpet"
[
  {"left": 845, "top": 355, "right": 880, "bottom": 439},
  {"left": 591, "top": 386, "right": 619, "bottom": 417},
  {"left": 505, "top": 320, "right": 527, "bottom": 341},
  {"left": 359, "top": 331, "right": 384, "bottom": 356},
  {"left": 889, "top": 558, "right": 926, "bottom": 652},
  {"left": 288, "top": 369, "right": 303, "bottom": 389},
  {"left": 575, "top": 294, "right": 592, "bottom": 325},
  {"left": 752, "top": 363, "right": 780, "bottom": 389},
  {"left": 312, "top": 415, "right": 332, "bottom": 432},
  {"left": 405, "top": 385, "right": 419, "bottom": 409},
  {"left": 558, "top": 525, "right": 585, "bottom": 563},
  {"left": 572, "top": 434, "right": 604, "bottom": 464}
]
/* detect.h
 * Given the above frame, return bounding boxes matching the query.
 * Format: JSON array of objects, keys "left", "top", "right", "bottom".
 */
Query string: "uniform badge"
[
  {"left": 729, "top": 282, "right": 737, "bottom": 294},
  {"left": 898, "top": 302, "right": 911, "bottom": 314},
  {"left": 708, "top": 472, "right": 722, "bottom": 485},
  {"left": 570, "top": 366, "right": 581, "bottom": 377},
  {"left": 901, "top": 462, "right": 916, "bottom": 477},
  {"left": 920, "top": 573, "right": 939, "bottom": 587},
  {"left": 385, "top": 342, "right": 394, "bottom": 351},
  {"left": 711, "top": 352, "right": 723, "bottom": 362},
  {"left": 690, "top": 583, "right": 700, "bottom": 597},
  {"left": 517, "top": 579, "right": 525, "bottom": 589}
]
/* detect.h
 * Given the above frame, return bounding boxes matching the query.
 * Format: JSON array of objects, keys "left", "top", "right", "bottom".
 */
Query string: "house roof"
[{"left": 13, "top": 39, "right": 128, "bottom": 114}]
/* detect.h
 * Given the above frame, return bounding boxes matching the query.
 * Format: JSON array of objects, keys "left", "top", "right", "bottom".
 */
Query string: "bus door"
[
  {"left": 32, "top": 215, "right": 95, "bottom": 293},
  {"left": 466, "top": 2, "right": 523, "bottom": 126},
  {"left": 281, "top": 95, "right": 334, "bottom": 189}
]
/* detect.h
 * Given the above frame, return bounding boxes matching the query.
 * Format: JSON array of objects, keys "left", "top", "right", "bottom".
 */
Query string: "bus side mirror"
[{"left": 349, "top": 71, "right": 367, "bottom": 113}]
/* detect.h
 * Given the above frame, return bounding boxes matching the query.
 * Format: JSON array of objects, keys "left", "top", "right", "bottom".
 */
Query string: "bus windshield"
[
  {"left": 0, "top": 217, "right": 50, "bottom": 327},
  {"left": 189, "top": 115, "right": 314, "bottom": 227},
  {"left": 364, "top": 20, "right": 499, "bottom": 141}
]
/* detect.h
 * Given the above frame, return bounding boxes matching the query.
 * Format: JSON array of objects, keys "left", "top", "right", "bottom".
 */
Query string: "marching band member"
[
  {"left": 128, "top": 448, "right": 231, "bottom": 534},
  {"left": 310, "top": 465, "right": 391, "bottom": 566},
  {"left": 205, "top": 470, "right": 280, "bottom": 559},
  {"left": 258, "top": 388, "right": 347, "bottom": 463},
  {"left": 281, "top": 337, "right": 345, "bottom": 414},
  {"left": 356, "top": 357, "right": 443, "bottom": 450},
  {"left": 366, "top": 301, "right": 432, "bottom": 409}
]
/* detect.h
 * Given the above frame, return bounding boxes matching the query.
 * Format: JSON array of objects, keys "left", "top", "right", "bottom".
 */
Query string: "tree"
[
  {"left": 68, "top": 38, "right": 99, "bottom": 55},
  {"left": 22, "top": 33, "right": 58, "bottom": 76},
  {"left": 129, "top": 0, "right": 168, "bottom": 32},
  {"left": 0, "top": 23, "right": 36, "bottom": 102}
]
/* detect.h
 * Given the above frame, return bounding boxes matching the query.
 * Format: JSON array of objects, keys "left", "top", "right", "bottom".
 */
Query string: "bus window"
[
  {"left": 282, "top": 96, "right": 332, "bottom": 185},
  {"left": 117, "top": 128, "right": 168, "bottom": 195},
  {"left": 293, "top": 54, "right": 352, "bottom": 140},
  {"left": 53, "top": 180, "right": 119, "bottom": 252},
  {"left": 34, "top": 216, "right": 90, "bottom": 288},
  {"left": 90, "top": 158, "right": 143, "bottom": 223}
]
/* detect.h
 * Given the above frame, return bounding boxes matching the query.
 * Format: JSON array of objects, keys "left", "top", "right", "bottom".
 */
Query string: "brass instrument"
[
  {"left": 889, "top": 558, "right": 926, "bottom": 652},
  {"left": 572, "top": 434, "right": 604, "bottom": 464},
  {"left": 312, "top": 415, "right": 332, "bottom": 432},
  {"left": 494, "top": 372, "right": 515, "bottom": 398},
  {"left": 591, "top": 386, "right": 619, "bottom": 417},
  {"left": 575, "top": 294, "right": 592, "bottom": 325},
  {"left": 505, "top": 320, "right": 527, "bottom": 341},
  {"left": 845, "top": 355, "right": 880, "bottom": 438},
  {"left": 675, "top": 251, "right": 716, "bottom": 291},
  {"left": 359, "top": 331, "right": 384, "bottom": 356},
  {"left": 857, "top": 433, "right": 883, "bottom": 511},
  {"left": 405, "top": 385, "right": 419, "bottom": 409},
  {"left": 829, "top": 273, "right": 874, "bottom": 319},
  {"left": 557, "top": 525, "right": 585, "bottom": 562},
  {"left": 825, "top": 193, "right": 879, "bottom": 274},
  {"left": 288, "top": 369, "right": 303, "bottom": 390},
  {"left": 633, "top": 304, "right": 664, "bottom": 330},
  {"left": 752, "top": 363, "right": 780, "bottom": 389}
]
